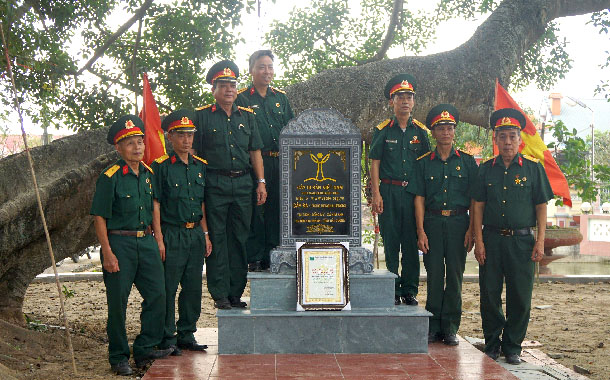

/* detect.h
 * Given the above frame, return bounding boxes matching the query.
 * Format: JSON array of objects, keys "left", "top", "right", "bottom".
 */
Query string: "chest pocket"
[
  {"left": 511, "top": 176, "right": 532, "bottom": 199},
  {"left": 450, "top": 167, "right": 468, "bottom": 191},
  {"left": 194, "top": 173, "right": 205, "bottom": 199},
  {"left": 116, "top": 186, "right": 138, "bottom": 212},
  {"left": 208, "top": 127, "right": 224, "bottom": 146},
  {"left": 486, "top": 180, "right": 503, "bottom": 201},
  {"left": 425, "top": 174, "right": 440, "bottom": 193},
  {"left": 233, "top": 123, "right": 251, "bottom": 148}
]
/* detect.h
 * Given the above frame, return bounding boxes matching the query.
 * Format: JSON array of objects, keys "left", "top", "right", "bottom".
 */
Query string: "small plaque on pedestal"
[{"left": 296, "top": 242, "right": 350, "bottom": 311}]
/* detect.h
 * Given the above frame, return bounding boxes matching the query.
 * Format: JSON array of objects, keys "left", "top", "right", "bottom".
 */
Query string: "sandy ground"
[{"left": 0, "top": 277, "right": 599, "bottom": 379}]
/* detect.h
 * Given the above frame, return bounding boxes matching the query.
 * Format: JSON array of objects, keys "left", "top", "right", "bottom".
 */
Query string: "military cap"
[
  {"left": 490, "top": 108, "right": 526, "bottom": 131},
  {"left": 161, "top": 109, "right": 196, "bottom": 133},
  {"left": 384, "top": 73, "right": 417, "bottom": 99},
  {"left": 426, "top": 104, "right": 459, "bottom": 129},
  {"left": 206, "top": 60, "right": 239, "bottom": 85},
  {"left": 107, "top": 115, "right": 145, "bottom": 145}
]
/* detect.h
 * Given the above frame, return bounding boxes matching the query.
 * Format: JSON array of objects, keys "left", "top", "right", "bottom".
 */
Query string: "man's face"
[
  {"left": 250, "top": 55, "right": 274, "bottom": 88},
  {"left": 168, "top": 130, "right": 194, "bottom": 155},
  {"left": 213, "top": 81, "right": 237, "bottom": 105},
  {"left": 115, "top": 135, "right": 144, "bottom": 163},
  {"left": 431, "top": 123, "right": 455, "bottom": 147},
  {"left": 389, "top": 92, "right": 415, "bottom": 117},
  {"left": 494, "top": 129, "right": 522, "bottom": 159}
]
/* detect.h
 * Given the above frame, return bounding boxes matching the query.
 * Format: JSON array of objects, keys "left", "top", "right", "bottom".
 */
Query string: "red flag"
[
  {"left": 140, "top": 73, "right": 166, "bottom": 165},
  {"left": 494, "top": 79, "right": 572, "bottom": 206}
]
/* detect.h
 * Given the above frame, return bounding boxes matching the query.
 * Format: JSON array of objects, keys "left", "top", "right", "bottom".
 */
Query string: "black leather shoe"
[
  {"left": 443, "top": 334, "right": 459, "bottom": 346},
  {"left": 428, "top": 332, "right": 443, "bottom": 343},
  {"left": 110, "top": 360, "right": 133, "bottom": 376},
  {"left": 394, "top": 296, "right": 401, "bottom": 305},
  {"left": 168, "top": 345, "right": 182, "bottom": 356},
  {"left": 178, "top": 341, "right": 208, "bottom": 351},
  {"left": 485, "top": 347, "right": 501, "bottom": 361},
  {"left": 214, "top": 298, "right": 232, "bottom": 309},
  {"left": 134, "top": 347, "right": 173, "bottom": 368},
  {"left": 401, "top": 294, "right": 418, "bottom": 306},
  {"left": 505, "top": 353, "right": 521, "bottom": 365},
  {"left": 229, "top": 296, "right": 247, "bottom": 308}
]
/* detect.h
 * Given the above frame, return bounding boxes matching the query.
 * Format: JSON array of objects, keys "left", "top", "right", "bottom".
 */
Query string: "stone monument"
[{"left": 217, "top": 109, "right": 430, "bottom": 354}]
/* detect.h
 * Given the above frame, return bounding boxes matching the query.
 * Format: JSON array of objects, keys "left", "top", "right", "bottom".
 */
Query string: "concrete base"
[
  {"left": 218, "top": 269, "right": 432, "bottom": 354},
  {"left": 217, "top": 307, "right": 431, "bottom": 354}
]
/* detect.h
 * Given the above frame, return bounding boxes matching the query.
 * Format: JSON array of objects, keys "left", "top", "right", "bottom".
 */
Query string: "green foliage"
[
  {"left": 549, "top": 120, "right": 610, "bottom": 203},
  {"left": 590, "top": 10, "right": 610, "bottom": 101},
  {"left": 62, "top": 284, "right": 75, "bottom": 299}
]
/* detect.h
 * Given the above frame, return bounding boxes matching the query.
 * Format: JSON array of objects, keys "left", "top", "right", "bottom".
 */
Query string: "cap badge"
[
  {"left": 181, "top": 117, "right": 190, "bottom": 125},
  {"left": 223, "top": 67, "right": 232, "bottom": 76},
  {"left": 125, "top": 120, "right": 135, "bottom": 129},
  {"left": 441, "top": 111, "right": 450, "bottom": 118},
  {"left": 501, "top": 117, "right": 512, "bottom": 125},
  {"left": 401, "top": 80, "right": 410, "bottom": 87}
]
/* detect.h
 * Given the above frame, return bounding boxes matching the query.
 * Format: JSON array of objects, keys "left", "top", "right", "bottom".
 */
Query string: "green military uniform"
[
  {"left": 236, "top": 84, "right": 294, "bottom": 269},
  {"left": 192, "top": 60, "right": 263, "bottom": 304},
  {"left": 152, "top": 110, "right": 208, "bottom": 349},
  {"left": 370, "top": 114, "right": 430, "bottom": 297},
  {"left": 472, "top": 108, "right": 553, "bottom": 357},
  {"left": 414, "top": 105, "right": 477, "bottom": 338},
  {"left": 90, "top": 116, "right": 165, "bottom": 365}
]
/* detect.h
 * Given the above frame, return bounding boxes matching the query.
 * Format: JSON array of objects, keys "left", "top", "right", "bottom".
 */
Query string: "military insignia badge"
[
  {"left": 125, "top": 120, "right": 135, "bottom": 129},
  {"left": 410, "top": 135, "right": 420, "bottom": 144},
  {"left": 276, "top": 102, "right": 280, "bottom": 107},
  {"left": 501, "top": 117, "right": 512, "bottom": 125},
  {"left": 401, "top": 80, "right": 409, "bottom": 87},
  {"left": 181, "top": 117, "right": 190, "bottom": 125},
  {"left": 238, "top": 123, "right": 244, "bottom": 129},
  {"left": 223, "top": 67, "right": 232, "bottom": 76},
  {"left": 146, "top": 178, "right": 150, "bottom": 183},
  {"left": 198, "top": 173, "right": 202, "bottom": 178}
]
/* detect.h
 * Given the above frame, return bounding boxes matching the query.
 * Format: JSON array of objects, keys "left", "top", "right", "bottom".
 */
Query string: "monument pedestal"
[{"left": 217, "top": 270, "right": 431, "bottom": 354}]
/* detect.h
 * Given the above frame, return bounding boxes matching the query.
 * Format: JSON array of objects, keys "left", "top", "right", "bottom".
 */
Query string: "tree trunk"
[{"left": 0, "top": 0, "right": 608, "bottom": 322}]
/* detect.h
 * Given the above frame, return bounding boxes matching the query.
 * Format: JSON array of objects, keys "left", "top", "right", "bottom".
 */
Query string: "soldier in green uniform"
[
  {"left": 413, "top": 104, "right": 477, "bottom": 345},
  {"left": 236, "top": 50, "right": 294, "bottom": 272},
  {"left": 370, "top": 74, "right": 430, "bottom": 306},
  {"left": 91, "top": 115, "right": 172, "bottom": 376},
  {"left": 151, "top": 110, "right": 212, "bottom": 355},
  {"left": 192, "top": 60, "right": 266, "bottom": 309},
  {"left": 472, "top": 108, "right": 553, "bottom": 364}
]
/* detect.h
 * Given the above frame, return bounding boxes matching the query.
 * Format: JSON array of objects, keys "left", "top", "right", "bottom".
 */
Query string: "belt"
[
  {"left": 381, "top": 178, "right": 408, "bottom": 187},
  {"left": 162, "top": 221, "right": 199, "bottom": 229},
  {"left": 207, "top": 168, "right": 250, "bottom": 178},
  {"left": 262, "top": 151, "right": 280, "bottom": 157},
  {"left": 484, "top": 225, "right": 532, "bottom": 236},
  {"left": 427, "top": 208, "right": 468, "bottom": 217},
  {"left": 108, "top": 225, "right": 152, "bottom": 238}
]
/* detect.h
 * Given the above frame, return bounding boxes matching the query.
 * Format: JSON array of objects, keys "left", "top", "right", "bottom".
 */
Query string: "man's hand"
[
  {"left": 531, "top": 240, "right": 544, "bottom": 262},
  {"left": 156, "top": 238, "right": 166, "bottom": 262},
  {"left": 103, "top": 251, "right": 120, "bottom": 273},
  {"left": 256, "top": 183, "right": 267, "bottom": 205},
  {"left": 474, "top": 240, "right": 486, "bottom": 265},
  {"left": 464, "top": 228, "right": 474, "bottom": 252},
  {"left": 372, "top": 192, "right": 384, "bottom": 214},
  {"left": 417, "top": 230, "right": 429, "bottom": 254},
  {"left": 205, "top": 235, "right": 212, "bottom": 257}
]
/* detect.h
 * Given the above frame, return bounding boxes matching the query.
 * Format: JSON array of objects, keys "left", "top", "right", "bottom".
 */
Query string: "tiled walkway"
[{"left": 143, "top": 329, "right": 519, "bottom": 380}]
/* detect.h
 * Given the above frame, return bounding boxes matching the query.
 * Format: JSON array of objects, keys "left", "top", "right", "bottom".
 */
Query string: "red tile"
[{"left": 215, "top": 354, "right": 275, "bottom": 365}]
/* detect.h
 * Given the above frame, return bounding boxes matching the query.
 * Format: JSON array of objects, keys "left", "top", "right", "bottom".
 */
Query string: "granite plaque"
[
  {"left": 270, "top": 108, "right": 374, "bottom": 274},
  {"left": 291, "top": 148, "right": 350, "bottom": 236}
]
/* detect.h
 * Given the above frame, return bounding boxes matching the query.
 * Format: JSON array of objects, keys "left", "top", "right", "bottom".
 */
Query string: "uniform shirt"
[
  {"left": 151, "top": 151, "right": 207, "bottom": 225},
  {"left": 90, "top": 159, "right": 154, "bottom": 230},
  {"left": 414, "top": 146, "right": 478, "bottom": 210},
  {"left": 369, "top": 116, "right": 431, "bottom": 194},
  {"left": 192, "top": 103, "right": 263, "bottom": 170},
  {"left": 236, "top": 85, "right": 294, "bottom": 152},
  {"left": 472, "top": 153, "right": 553, "bottom": 229}
]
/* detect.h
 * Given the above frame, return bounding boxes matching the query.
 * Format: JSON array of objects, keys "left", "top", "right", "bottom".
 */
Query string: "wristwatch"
[
  {"left": 258, "top": 178, "right": 266, "bottom": 184},
  {"left": 203, "top": 231, "right": 209, "bottom": 235}
]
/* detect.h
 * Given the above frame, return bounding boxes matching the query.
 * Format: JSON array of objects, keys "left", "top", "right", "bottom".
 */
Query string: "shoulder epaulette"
[
  {"left": 413, "top": 118, "right": 429, "bottom": 131},
  {"left": 481, "top": 156, "right": 495, "bottom": 164},
  {"left": 237, "top": 87, "right": 248, "bottom": 95},
  {"left": 154, "top": 154, "right": 169, "bottom": 164},
  {"left": 104, "top": 164, "right": 121, "bottom": 178},
  {"left": 195, "top": 104, "right": 213, "bottom": 111},
  {"left": 141, "top": 161, "right": 154, "bottom": 174},
  {"left": 271, "top": 86, "right": 286, "bottom": 94},
  {"left": 192, "top": 155, "right": 208, "bottom": 164},
  {"left": 376, "top": 119, "right": 391, "bottom": 131},
  {"left": 458, "top": 149, "right": 472, "bottom": 157},
  {"left": 417, "top": 151, "right": 432, "bottom": 161},
  {"left": 523, "top": 154, "right": 540, "bottom": 163},
  {"left": 238, "top": 106, "right": 255, "bottom": 114}
]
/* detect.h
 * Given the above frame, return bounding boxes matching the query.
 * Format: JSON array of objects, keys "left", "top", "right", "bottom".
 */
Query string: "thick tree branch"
[
  {"left": 359, "top": 0, "right": 404, "bottom": 65},
  {"left": 76, "top": 0, "right": 154, "bottom": 75}
]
